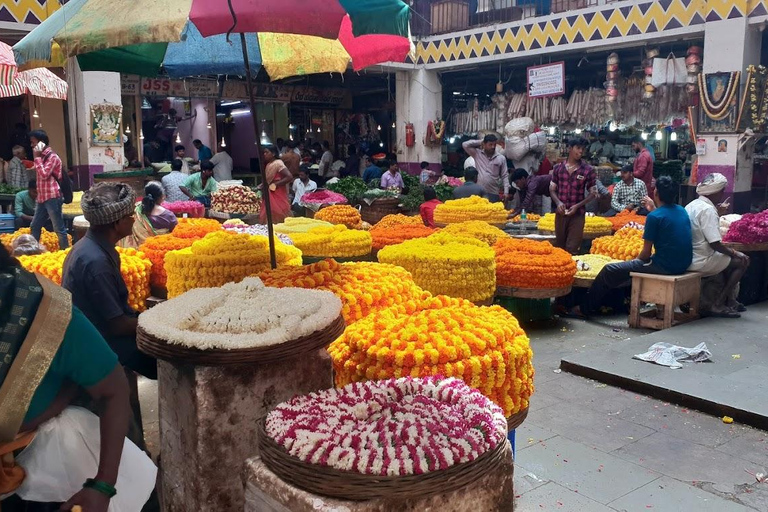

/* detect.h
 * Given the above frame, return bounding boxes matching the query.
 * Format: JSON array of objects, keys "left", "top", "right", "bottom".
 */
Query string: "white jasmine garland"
[{"left": 138, "top": 277, "right": 341, "bottom": 350}]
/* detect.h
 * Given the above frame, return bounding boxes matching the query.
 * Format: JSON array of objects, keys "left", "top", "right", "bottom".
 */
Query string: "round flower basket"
[
  {"left": 496, "top": 285, "right": 572, "bottom": 299},
  {"left": 137, "top": 314, "right": 344, "bottom": 366},
  {"left": 723, "top": 241, "right": 768, "bottom": 252},
  {"left": 360, "top": 197, "right": 401, "bottom": 225},
  {"left": 507, "top": 406, "right": 529, "bottom": 431}
]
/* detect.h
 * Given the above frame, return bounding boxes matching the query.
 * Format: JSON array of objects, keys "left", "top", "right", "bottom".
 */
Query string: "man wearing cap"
[{"left": 684, "top": 173, "right": 750, "bottom": 317}]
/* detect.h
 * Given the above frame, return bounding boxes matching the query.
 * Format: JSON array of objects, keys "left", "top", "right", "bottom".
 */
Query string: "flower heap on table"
[
  {"left": 139, "top": 234, "right": 196, "bottom": 288},
  {"left": 508, "top": 213, "right": 541, "bottom": 223},
  {"left": 260, "top": 259, "right": 430, "bottom": 324},
  {"left": 370, "top": 224, "right": 438, "bottom": 251},
  {"left": 724, "top": 209, "right": 768, "bottom": 244},
  {"left": 537, "top": 213, "right": 613, "bottom": 236},
  {"left": 265, "top": 376, "right": 508, "bottom": 476},
  {"left": 494, "top": 238, "right": 576, "bottom": 289},
  {"left": 314, "top": 205, "right": 363, "bottom": 229},
  {"left": 1, "top": 228, "right": 72, "bottom": 252},
  {"left": 138, "top": 277, "right": 341, "bottom": 350},
  {"left": 328, "top": 295, "right": 534, "bottom": 417},
  {"left": 274, "top": 217, "right": 333, "bottom": 234},
  {"left": 18, "top": 247, "right": 151, "bottom": 312},
  {"left": 210, "top": 185, "right": 260, "bottom": 214},
  {"left": 300, "top": 190, "right": 348, "bottom": 206},
  {"left": 442, "top": 220, "right": 508, "bottom": 246},
  {"left": 223, "top": 223, "right": 294, "bottom": 245},
  {"left": 606, "top": 210, "right": 647, "bottom": 231},
  {"left": 590, "top": 226, "right": 645, "bottom": 261},
  {"left": 290, "top": 225, "right": 372, "bottom": 258},
  {"left": 378, "top": 232, "right": 496, "bottom": 303},
  {"left": 164, "top": 231, "right": 302, "bottom": 298},
  {"left": 373, "top": 214, "right": 423, "bottom": 229},
  {"left": 433, "top": 197, "right": 508, "bottom": 224},
  {"left": 172, "top": 217, "right": 223, "bottom": 239},
  {"left": 572, "top": 254, "right": 621, "bottom": 279},
  {"left": 163, "top": 200, "right": 206, "bottom": 218}
]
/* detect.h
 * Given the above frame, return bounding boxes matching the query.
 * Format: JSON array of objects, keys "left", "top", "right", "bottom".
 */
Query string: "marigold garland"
[
  {"left": 433, "top": 197, "right": 508, "bottom": 224},
  {"left": 1, "top": 228, "right": 72, "bottom": 252},
  {"left": 314, "top": 205, "right": 363, "bottom": 229},
  {"left": 274, "top": 217, "right": 333, "bottom": 233},
  {"left": 18, "top": 247, "right": 151, "bottom": 312},
  {"left": 590, "top": 227, "right": 646, "bottom": 261},
  {"left": 370, "top": 224, "right": 438, "bottom": 250},
  {"left": 494, "top": 238, "right": 576, "bottom": 289},
  {"left": 259, "top": 259, "right": 430, "bottom": 323},
  {"left": 373, "top": 214, "right": 423, "bottom": 230},
  {"left": 442, "top": 220, "right": 508, "bottom": 246},
  {"left": 172, "top": 217, "right": 223, "bottom": 239},
  {"left": 289, "top": 225, "right": 372, "bottom": 258},
  {"left": 139, "top": 234, "right": 196, "bottom": 287},
  {"left": 164, "top": 231, "right": 302, "bottom": 298},
  {"left": 377, "top": 232, "right": 496, "bottom": 302},
  {"left": 328, "top": 295, "right": 535, "bottom": 417},
  {"left": 509, "top": 213, "right": 541, "bottom": 222},
  {"left": 572, "top": 254, "right": 621, "bottom": 279},
  {"left": 537, "top": 213, "right": 613, "bottom": 235},
  {"left": 607, "top": 210, "right": 647, "bottom": 231}
]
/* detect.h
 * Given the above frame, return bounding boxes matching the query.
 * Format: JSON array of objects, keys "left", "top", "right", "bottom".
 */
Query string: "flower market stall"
[
  {"left": 290, "top": 225, "right": 372, "bottom": 263},
  {"left": 494, "top": 238, "right": 576, "bottom": 299},
  {"left": 722, "top": 209, "right": 768, "bottom": 304},
  {"left": 433, "top": 197, "right": 508, "bottom": 226},
  {"left": 537, "top": 213, "right": 613, "bottom": 239},
  {"left": 590, "top": 226, "right": 646, "bottom": 261},
  {"left": 572, "top": 254, "right": 622, "bottom": 288}
]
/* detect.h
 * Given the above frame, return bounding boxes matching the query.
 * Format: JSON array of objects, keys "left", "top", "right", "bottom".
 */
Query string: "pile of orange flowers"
[
  {"left": 590, "top": 226, "right": 645, "bottom": 261},
  {"left": 139, "top": 234, "right": 196, "bottom": 287},
  {"left": 315, "top": 205, "right": 363, "bottom": 229},
  {"left": 370, "top": 224, "right": 437, "bottom": 250},
  {"left": 442, "top": 221, "right": 508, "bottom": 246},
  {"left": 1, "top": 228, "right": 72, "bottom": 252},
  {"left": 373, "top": 214, "right": 422, "bottom": 230},
  {"left": 509, "top": 213, "right": 542, "bottom": 222},
  {"left": 259, "top": 259, "right": 430, "bottom": 324},
  {"left": 171, "top": 218, "right": 223, "bottom": 239},
  {"left": 494, "top": 238, "right": 576, "bottom": 289},
  {"left": 328, "top": 295, "right": 535, "bottom": 417},
  {"left": 607, "top": 210, "right": 647, "bottom": 231},
  {"left": 17, "top": 247, "right": 151, "bottom": 311}
]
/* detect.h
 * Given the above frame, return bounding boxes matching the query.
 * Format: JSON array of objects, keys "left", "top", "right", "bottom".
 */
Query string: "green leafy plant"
[{"left": 326, "top": 177, "right": 368, "bottom": 203}]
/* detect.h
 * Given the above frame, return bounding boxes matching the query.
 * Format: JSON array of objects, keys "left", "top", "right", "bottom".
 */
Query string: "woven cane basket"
[
  {"left": 137, "top": 314, "right": 345, "bottom": 366},
  {"left": 360, "top": 198, "right": 400, "bottom": 225},
  {"left": 257, "top": 419, "right": 509, "bottom": 501},
  {"left": 507, "top": 406, "right": 529, "bottom": 431}
]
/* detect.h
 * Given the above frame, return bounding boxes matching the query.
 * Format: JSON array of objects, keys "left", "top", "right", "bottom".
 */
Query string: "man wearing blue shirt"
[
  {"left": 193, "top": 139, "right": 213, "bottom": 161},
  {"left": 362, "top": 156, "right": 383, "bottom": 184}
]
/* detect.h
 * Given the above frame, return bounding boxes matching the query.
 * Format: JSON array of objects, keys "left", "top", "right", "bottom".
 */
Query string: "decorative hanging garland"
[
  {"left": 698, "top": 71, "right": 740, "bottom": 120},
  {"left": 747, "top": 65, "right": 768, "bottom": 132},
  {"left": 425, "top": 119, "right": 446, "bottom": 146}
]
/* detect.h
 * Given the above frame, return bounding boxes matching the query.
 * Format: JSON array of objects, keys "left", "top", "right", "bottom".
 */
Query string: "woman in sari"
[
  {"left": 259, "top": 146, "right": 293, "bottom": 225},
  {"left": 119, "top": 181, "right": 178, "bottom": 249},
  {"left": 0, "top": 245, "right": 156, "bottom": 511}
]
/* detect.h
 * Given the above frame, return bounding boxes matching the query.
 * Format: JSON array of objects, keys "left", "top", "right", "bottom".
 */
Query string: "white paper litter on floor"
[{"left": 633, "top": 342, "right": 712, "bottom": 369}]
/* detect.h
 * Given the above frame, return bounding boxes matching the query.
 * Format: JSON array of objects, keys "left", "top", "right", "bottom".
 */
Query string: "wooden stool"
[{"left": 629, "top": 272, "right": 701, "bottom": 330}]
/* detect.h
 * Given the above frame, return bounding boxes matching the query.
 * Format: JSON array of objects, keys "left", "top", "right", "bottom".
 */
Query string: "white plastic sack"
[
  {"left": 504, "top": 117, "right": 534, "bottom": 138},
  {"left": 633, "top": 342, "right": 712, "bottom": 369},
  {"left": 719, "top": 214, "right": 742, "bottom": 237},
  {"left": 651, "top": 55, "right": 687, "bottom": 87},
  {"left": 14, "top": 406, "right": 157, "bottom": 511},
  {"left": 505, "top": 131, "right": 548, "bottom": 161}
]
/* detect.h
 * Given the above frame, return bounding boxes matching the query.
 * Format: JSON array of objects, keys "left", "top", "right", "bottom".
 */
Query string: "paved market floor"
[{"left": 137, "top": 309, "right": 768, "bottom": 511}]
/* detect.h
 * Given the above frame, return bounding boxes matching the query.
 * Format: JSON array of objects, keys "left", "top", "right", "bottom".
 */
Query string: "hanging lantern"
[
  {"left": 140, "top": 129, "right": 144, "bottom": 140},
  {"left": 220, "top": 137, "right": 226, "bottom": 148},
  {"left": 125, "top": 126, "right": 131, "bottom": 134}
]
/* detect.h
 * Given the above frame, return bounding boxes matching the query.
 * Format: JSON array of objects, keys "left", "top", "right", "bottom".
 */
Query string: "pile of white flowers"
[{"left": 138, "top": 277, "right": 341, "bottom": 350}]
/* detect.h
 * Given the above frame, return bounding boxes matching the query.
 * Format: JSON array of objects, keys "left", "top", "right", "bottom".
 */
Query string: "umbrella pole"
[{"left": 240, "top": 33, "right": 277, "bottom": 269}]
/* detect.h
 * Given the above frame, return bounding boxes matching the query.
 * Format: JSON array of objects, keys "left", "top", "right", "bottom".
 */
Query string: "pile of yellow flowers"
[
  {"left": 1, "top": 228, "right": 72, "bottom": 252},
  {"left": 494, "top": 238, "right": 576, "bottom": 289},
  {"left": 572, "top": 254, "right": 620, "bottom": 279},
  {"left": 290, "top": 225, "right": 372, "bottom": 258},
  {"left": 61, "top": 191, "right": 84, "bottom": 215},
  {"left": 314, "top": 205, "right": 363, "bottom": 229},
  {"left": 274, "top": 217, "right": 332, "bottom": 234},
  {"left": 378, "top": 232, "right": 496, "bottom": 303},
  {"left": 373, "top": 214, "right": 422, "bottom": 230},
  {"left": 259, "top": 259, "right": 430, "bottom": 324},
  {"left": 537, "top": 213, "right": 613, "bottom": 235},
  {"left": 442, "top": 220, "right": 508, "bottom": 246},
  {"left": 164, "top": 231, "right": 302, "bottom": 298},
  {"left": 17, "top": 247, "right": 151, "bottom": 312},
  {"left": 328, "top": 295, "right": 535, "bottom": 417},
  {"left": 590, "top": 226, "right": 645, "bottom": 261},
  {"left": 172, "top": 218, "right": 223, "bottom": 239},
  {"left": 509, "top": 213, "right": 542, "bottom": 222},
  {"left": 433, "top": 197, "right": 509, "bottom": 224}
]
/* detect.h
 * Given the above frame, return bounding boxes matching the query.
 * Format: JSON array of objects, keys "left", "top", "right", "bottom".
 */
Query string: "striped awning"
[
  {"left": 0, "top": 42, "right": 17, "bottom": 85},
  {"left": 0, "top": 67, "right": 67, "bottom": 100}
]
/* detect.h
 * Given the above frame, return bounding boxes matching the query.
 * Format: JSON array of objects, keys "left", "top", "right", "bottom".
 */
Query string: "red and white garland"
[{"left": 265, "top": 376, "right": 507, "bottom": 476}]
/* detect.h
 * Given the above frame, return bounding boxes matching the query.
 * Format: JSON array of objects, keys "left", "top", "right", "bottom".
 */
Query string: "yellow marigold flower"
[
  {"left": 494, "top": 238, "right": 576, "bottom": 289},
  {"left": 290, "top": 225, "right": 371, "bottom": 258},
  {"left": 1, "top": 228, "right": 72, "bottom": 252},
  {"left": 274, "top": 217, "right": 333, "bottom": 234},
  {"left": 373, "top": 214, "right": 423, "bottom": 230},
  {"left": 590, "top": 227, "right": 646, "bottom": 261},
  {"left": 537, "top": 213, "right": 612, "bottom": 235},
  {"left": 572, "top": 254, "right": 621, "bottom": 279},
  {"left": 314, "top": 205, "right": 363, "bottom": 229},
  {"left": 442, "top": 220, "right": 508, "bottom": 246},
  {"left": 433, "top": 196, "right": 508, "bottom": 224}
]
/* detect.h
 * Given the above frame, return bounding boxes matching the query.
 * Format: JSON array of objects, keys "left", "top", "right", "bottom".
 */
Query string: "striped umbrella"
[
  {"left": 0, "top": 42, "right": 66, "bottom": 99},
  {"left": 0, "top": 41, "right": 16, "bottom": 85}
]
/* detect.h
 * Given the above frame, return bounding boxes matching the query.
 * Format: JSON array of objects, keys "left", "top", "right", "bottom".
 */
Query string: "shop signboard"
[
  {"left": 134, "top": 77, "right": 219, "bottom": 98},
  {"left": 291, "top": 86, "right": 348, "bottom": 105},
  {"left": 527, "top": 62, "right": 565, "bottom": 98},
  {"left": 221, "top": 82, "right": 348, "bottom": 106},
  {"left": 120, "top": 75, "right": 141, "bottom": 96}
]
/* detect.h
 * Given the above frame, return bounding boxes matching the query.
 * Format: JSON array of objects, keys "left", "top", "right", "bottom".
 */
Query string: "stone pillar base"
[
  {"left": 243, "top": 442, "right": 515, "bottom": 512},
  {"left": 158, "top": 349, "right": 333, "bottom": 512}
]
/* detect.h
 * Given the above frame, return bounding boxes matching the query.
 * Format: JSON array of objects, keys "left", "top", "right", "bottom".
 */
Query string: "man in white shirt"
[
  {"left": 291, "top": 169, "right": 317, "bottom": 216},
  {"left": 209, "top": 147, "right": 233, "bottom": 182},
  {"left": 685, "top": 172, "right": 749, "bottom": 317},
  {"left": 318, "top": 141, "right": 333, "bottom": 185},
  {"left": 161, "top": 159, "right": 188, "bottom": 203},
  {"left": 589, "top": 131, "right": 614, "bottom": 161}
]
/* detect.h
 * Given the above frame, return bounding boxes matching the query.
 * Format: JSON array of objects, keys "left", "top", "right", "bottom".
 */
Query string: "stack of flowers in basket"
[
  {"left": 290, "top": 225, "right": 371, "bottom": 258},
  {"left": 572, "top": 254, "right": 620, "bottom": 279},
  {"left": 18, "top": 247, "right": 151, "bottom": 312},
  {"left": 210, "top": 185, "right": 260, "bottom": 214},
  {"left": 299, "top": 190, "right": 348, "bottom": 206},
  {"left": 328, "top": 295, "right": 534, "bottom": 417},
  {"left": 433, "top": 197, "right": 508, "bottom": 224},
  {"left": 138, "top": 277, "right": 341, "bottom": 350},
  {"left": 606, "top": 209, "right": 646, "bottom": 231},
  {"left": 164, "top": 231, "right": 302, "bottom": 298},
  {"left": 264, "top": 376, "right": 508, "bottom": 476},
  {"left": 377, "top": 232, "right": 496, "bottom": 303},
  {"left": 373, "top": 214, "right": 423, "bottom": 229},
  {"left": 1, "top": 228, "right": 72, "bottom": 252},
  {"left": 369, "top": 224, "right": 437, "bottom": 250},
  {"left": 223, "top": 222, "right": 294, "bottom": 245},
  {"left": 537, "top": 213, "right": 612, "bottom": 235},
  {"left": 494, "top": 238, "right": 576, "bottom": 289},
  {"left": 314, "top": 205, "right": 363, "bottom": 229},
  {"left": 274, "top": 217, "right": 332, "bottom": 233},
  {"left": 163, "top": 200, "right": 205, "bottom": 218},
  {"left": 724, "top": 209, "right": 768, "bottom": 244},
  {"left": 590, "top": 226, "right": 645, "bottom": 261},
  {"left": 260, "top": 259, "right": 430, "bottom": 324},
  {"left": 442, "top": 221, "right": 508, "bottom": 246}
]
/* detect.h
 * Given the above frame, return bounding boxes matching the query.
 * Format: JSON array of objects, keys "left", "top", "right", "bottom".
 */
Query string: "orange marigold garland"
[
  {"left": 171, "top": 217, "right": 223, "bottom": 239},
  {"left": 590, "top": 226, "right": 645, "bottom": 261},
  {"left": 494, "top": 238, "right": 576, "bottom": 289},
  {"left": 607, "top": 210, "right": 647, "bottom": 231},
  {"left": 328, "top": 295, "right": 535, "bottom": 417},
  {"left": 315, "top": 205, "right": 363, "bottom": 229},
  {"left": 370, "top": 224, "right": 437, "bottom": 250},
  {"left": 259, "top": 259, "right": 430, "bottom": 323},
  {"left": 373, "top": 214, "right": 422, "bottom": 230},
  {"left": 139, "top": 234, "right": 196, "bottom": 287},
  {"left": 442, "top": 220, "right": 508, "bottom": 246},
  {"left": 1, "top": 228, "right": 72, "bottom": 252}
]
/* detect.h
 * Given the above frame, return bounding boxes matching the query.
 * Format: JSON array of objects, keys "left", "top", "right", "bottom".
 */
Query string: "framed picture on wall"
[
  {"left": 90, "top": 103, "right": 123, "bottom": 146},
  {"left": 698, "top": 72, "right": 740, "bottom": 133}
]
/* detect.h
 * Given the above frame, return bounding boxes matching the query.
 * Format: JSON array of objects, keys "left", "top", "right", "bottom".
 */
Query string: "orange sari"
[{"left": 259, "top": 160, "right": 292, "bottom": 224}]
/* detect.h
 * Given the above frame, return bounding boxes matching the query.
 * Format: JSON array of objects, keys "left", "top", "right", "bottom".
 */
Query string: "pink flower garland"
[
  {"left": 724, "top": 210, "right": 768, "bottom": 244},
  {"left": 164, "top": 201, "right": 205, "bottom": 218},
  {"left": 301, "top": 190, "right": 348, "bottom": 205},
  {"left": 265, "top": 376, "right": 507, "bottom": 476}
]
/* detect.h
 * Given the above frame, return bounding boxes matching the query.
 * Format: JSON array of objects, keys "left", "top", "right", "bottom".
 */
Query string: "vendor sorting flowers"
[{"left": 180, "top": 160, "right": 218, "bottom": 207}]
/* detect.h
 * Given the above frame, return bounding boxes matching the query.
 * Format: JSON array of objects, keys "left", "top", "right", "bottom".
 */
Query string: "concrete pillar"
[
  {"left": 395, "top": 68, "right": 443, "bottom": 174},
  {"left": 65, "top": 59, "right": 124, "bottom": 189},
  {"left": 697, "top": 18, "right": 761, "bottom": 213}
]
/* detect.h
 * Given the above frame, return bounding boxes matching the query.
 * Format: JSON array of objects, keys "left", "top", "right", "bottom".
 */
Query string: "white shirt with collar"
[
  {"left": 685, "top": 195, "right": 730, "bottom": 274},
  {"left": 292, "top": 178, "right": 317, "bottom": 204},
  {"left": 209, "top": 151, "right": 233, "bottom": 182}
]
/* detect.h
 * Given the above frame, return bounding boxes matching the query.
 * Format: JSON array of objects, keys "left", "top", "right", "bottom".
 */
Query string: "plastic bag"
[
  {"left": 651, "top": 54, "right": 687, "bottom": 87},
  {"left": 633, "top": 342, "right": 712, "bottom": 369}
]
